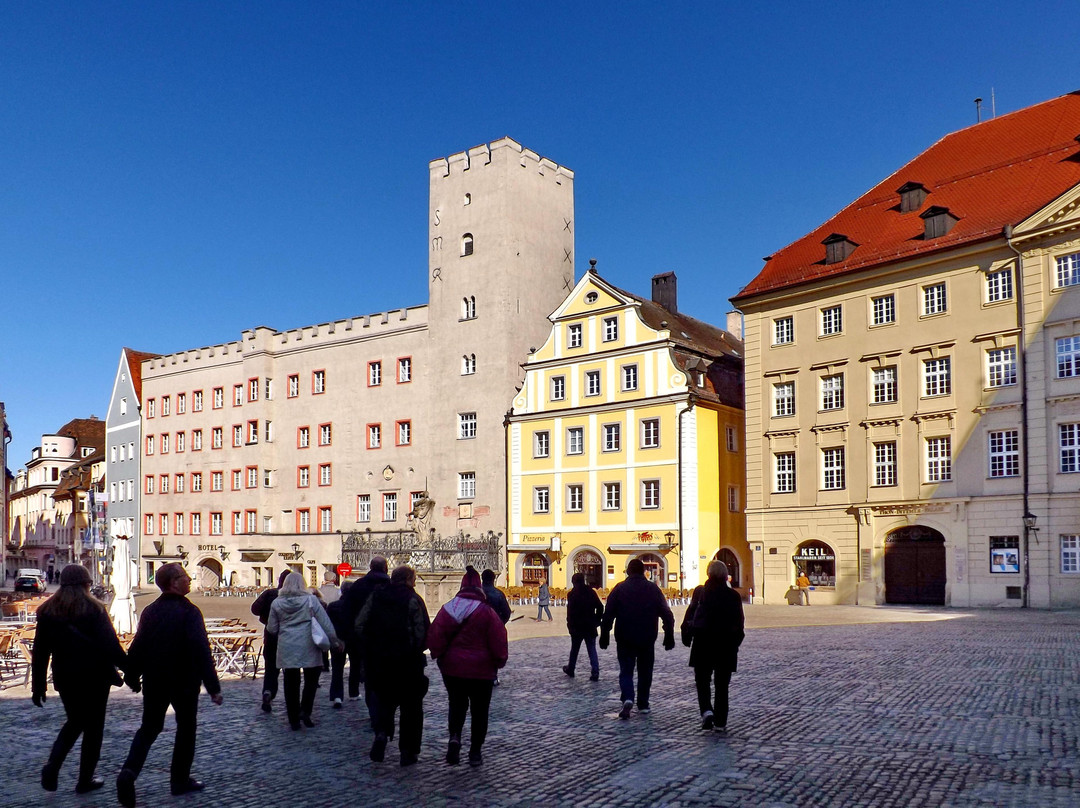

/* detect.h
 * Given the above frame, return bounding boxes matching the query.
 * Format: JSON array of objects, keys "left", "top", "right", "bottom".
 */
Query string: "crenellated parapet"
[
  {"left": 144, "top": 306, "right": 428, "bottom": 371},
  {"left": 429, "top": 136, "right": 574, "bottom": 181}
]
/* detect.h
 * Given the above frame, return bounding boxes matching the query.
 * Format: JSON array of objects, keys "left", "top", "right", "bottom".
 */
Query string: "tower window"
[{"left": 461, "top": 234, "right": 474, "bottom": 256}]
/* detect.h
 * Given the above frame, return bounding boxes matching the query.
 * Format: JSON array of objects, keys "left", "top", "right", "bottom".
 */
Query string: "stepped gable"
[{"left": 734, "top": 90, "right": 1080, "bottom": 301}]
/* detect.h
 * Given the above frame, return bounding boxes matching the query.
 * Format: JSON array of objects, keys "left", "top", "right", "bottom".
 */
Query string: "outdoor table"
[{"left": 208, "top": 631, "right": 259, "bottom": 678}]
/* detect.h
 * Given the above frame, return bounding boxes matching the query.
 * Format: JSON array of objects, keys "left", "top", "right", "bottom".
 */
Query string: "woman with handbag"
[
  {"left": 266, "top": 572, "right": 342, "bottom": 730},
  {"left": 681, "top": 560, "right": 744, "bottom": 733},
  {"left": 428, "top": 566, "right": 508, "bottom": 766},
  {"left": 31, "top": 563, "right": 128, "bottom": 794}
]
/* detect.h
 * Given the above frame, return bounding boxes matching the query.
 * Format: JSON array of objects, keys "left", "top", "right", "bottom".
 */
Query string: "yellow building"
[
  {"left": 733, "top": 91, "right": 1080, "bottom": 608},
  {"left": 506, "top": 266, "right": 747, "bottom": 595}
]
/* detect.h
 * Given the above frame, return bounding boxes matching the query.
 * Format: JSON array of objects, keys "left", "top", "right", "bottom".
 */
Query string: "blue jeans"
[
  {"left": 567, "top": 634, "right": 599, "bottom": 676},
  {"left": 616, "top": 642, "right": 655, "bottom": 707},
  {"left": 536, "top": 604, "right": 552, "bottom": 620}
]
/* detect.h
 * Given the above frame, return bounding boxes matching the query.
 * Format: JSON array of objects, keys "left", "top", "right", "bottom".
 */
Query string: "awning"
[
  {"left": 608, "top": 544, "right": 674, "bottom": 553},
  {"left": 240, "top": 550, "right": 275, "bottom": 563}
]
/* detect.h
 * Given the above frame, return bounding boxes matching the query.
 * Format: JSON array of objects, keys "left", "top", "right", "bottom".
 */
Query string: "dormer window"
[
  {"left": 897, "top": 182, "right": 928, "bottom": 213},
  {"left": 822, "top": 233, "right": 857, "bottom": 265},
  {"left": 920, "top": 206, "right": 959, "bottom": 239}
]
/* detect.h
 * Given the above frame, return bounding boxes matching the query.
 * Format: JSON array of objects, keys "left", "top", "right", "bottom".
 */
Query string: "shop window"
[
  {"left": 573, "top": 549, "right": 604, "bottom": 589},
  {"left": 521, "top": 552, "right": 549, "bottom": 585},
  {"left": 792, "top": 540, "right": 836, "bottom": 588}
]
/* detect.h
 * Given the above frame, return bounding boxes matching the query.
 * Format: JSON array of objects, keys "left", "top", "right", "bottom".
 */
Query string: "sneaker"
[
  {"left": 332, "top": 698, "right": 343, "bottom": 709},
  {"left": 116, "top": 768, "right": 136, "bottom": 808},
  {"left": 638, "top": 705, "right": 651, "bottom": 714},
  {"left": 75, "top": 776, "right": 105, "bottom": 794},
  {"left": 562, "top": 665, "right": 574, "bottom": 678},
  {"left": 370, "top": 735, "right": 387, "bottom": 763},
  {"left": 714, "top": 724, "right": 728, "bottom": 734},
  {"left": 446, "top": 738, "right": 461, "bottom": 765},
  {"left": 701, "top": 711, "right": 714, "bottom": 731},
  {"left": 618, "top": 700, "right": 633, "bottom": 720}
]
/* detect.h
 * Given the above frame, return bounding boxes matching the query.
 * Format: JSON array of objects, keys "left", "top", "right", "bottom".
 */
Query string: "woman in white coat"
[{"left": 267, "top": 572, "right": 341, "bottom": 730}]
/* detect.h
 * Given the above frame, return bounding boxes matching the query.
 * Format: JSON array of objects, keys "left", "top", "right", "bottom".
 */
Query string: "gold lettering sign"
[{"left": 519, "top": 535, "right": 549, "bottom": 544}]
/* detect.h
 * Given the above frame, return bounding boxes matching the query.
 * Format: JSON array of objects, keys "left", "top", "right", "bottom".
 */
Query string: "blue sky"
[{"left": 2, "top": 1, "right": 1078, "bottom": 469}]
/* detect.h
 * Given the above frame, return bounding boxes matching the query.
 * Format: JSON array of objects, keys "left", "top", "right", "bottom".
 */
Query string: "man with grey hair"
[{"left": 681, "top": 559, "right": 744, "bottom": 733}]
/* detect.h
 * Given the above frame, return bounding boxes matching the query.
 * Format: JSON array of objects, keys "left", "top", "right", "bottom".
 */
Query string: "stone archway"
[
  {"left": 714, "top": 548, "right": 741, "bottom": 588},
  {"left": 571, "top": 548, "right": 604, "bottom": 589},
  {"left": 195, "top": 557, "right": 223, "bottom": 590},
  {"left": 884, "top": 526, "right": 946, "bottom": 605}
]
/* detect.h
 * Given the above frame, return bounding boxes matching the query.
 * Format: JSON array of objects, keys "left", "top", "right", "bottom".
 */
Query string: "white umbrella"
[{"left": 109, "top": 536, "right": 137, "bottom": 634}]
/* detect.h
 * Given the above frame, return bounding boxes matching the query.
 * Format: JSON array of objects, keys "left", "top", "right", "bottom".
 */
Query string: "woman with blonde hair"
[
  {"left": 267, "top": 572, "right": 342, "bottom": 730},
  {"left": 32, "top": 564, "right": 127, "bottom": 793}
]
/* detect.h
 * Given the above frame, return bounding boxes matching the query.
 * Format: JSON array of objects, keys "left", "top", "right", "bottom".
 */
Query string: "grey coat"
[{"left": 267, "top": 593, "right": 339, "bottom": 670}]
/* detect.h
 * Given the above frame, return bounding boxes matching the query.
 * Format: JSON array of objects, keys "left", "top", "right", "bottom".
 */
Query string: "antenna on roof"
[{"left": 975, "top": 97, "right": 983, "bottom": 123}]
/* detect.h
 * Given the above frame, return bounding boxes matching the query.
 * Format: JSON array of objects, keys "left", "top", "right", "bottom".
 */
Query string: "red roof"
[
  {"left": 734, "top": 91, "right": 1080, "bottom": 301},
  {"left": 123, "top": 348, "right": 159, "bottom": 405}
]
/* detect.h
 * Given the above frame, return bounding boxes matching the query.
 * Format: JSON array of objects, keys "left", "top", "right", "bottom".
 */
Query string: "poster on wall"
[{"left": 989, "top": 536, "right": 1020, "bottom": 574}]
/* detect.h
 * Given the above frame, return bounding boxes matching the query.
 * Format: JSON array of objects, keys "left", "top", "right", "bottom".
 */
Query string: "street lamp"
[{"left": 663, "top": 531, "right": 675, "bottom": 547}]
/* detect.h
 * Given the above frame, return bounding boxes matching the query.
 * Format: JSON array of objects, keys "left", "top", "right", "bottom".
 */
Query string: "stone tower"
[{"left": 426, "top": 138, "right": 574, "bottom": 538}]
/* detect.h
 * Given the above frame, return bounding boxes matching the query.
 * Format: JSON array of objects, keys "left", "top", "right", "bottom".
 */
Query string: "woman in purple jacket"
[{"left": 427, "top": 566, "right": 508, "bottom": 767}]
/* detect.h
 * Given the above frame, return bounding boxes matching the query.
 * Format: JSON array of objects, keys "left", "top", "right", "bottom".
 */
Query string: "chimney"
[
  {"left": 651, "top": 272, "right": 677, "bottom": 313},
  {"left": 726, "top": 311, "right": 744, "bottom": 340}
]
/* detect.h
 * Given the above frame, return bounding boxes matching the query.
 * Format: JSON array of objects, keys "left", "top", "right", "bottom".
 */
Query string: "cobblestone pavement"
[{"left": 3, "top": 608, "right": 1077, "bottom": 807}]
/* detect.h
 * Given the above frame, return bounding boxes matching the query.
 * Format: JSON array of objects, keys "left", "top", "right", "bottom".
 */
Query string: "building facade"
[
  {"left": 105, "top": 348, "right": 158, "bottom": 584},
  {"left": 6, "top": 418, "right": 105, "bottom": 579},
  {"left": 733, "top": 91, "right": 1080, "bottom": 608},
  {"left": 138, "top": 138, "right": 574, "bottom": 588},
  {"left": 506, "top": 267, "right": 748, "bottom": 594}
]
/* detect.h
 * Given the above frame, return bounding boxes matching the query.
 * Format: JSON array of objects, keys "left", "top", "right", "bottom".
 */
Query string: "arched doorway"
[
  {"left": 885, "top": 526, "right": 946, "bottom": 605},
  {"left": 196, "top": 558, "right": 223, "bottom": 590},
  {"left": 572, "top": 549, "right": 604, "bottom": 589},
  {"left": 637, "top": 553, "right": 665, "bottom": 585},
  {"left": 521, "top": 552, "right": 550, "bottom": 586},
  {"left": 714, "top": 548, "right": 741, "bottom": 588},
  {"left": 793, "top": 540, "right": 836, "bottom": 588}
]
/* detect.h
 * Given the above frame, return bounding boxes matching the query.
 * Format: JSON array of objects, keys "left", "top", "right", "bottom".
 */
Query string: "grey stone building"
[{"left": 136, "top": 138, "right": 574, "bottom": 589}]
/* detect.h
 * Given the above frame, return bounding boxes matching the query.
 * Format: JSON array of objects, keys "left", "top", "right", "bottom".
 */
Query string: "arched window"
[
  {"left": 462, "top": 296, "right": 476, "bottom": 320},
  {"left": 793, "top": 540, "right": 836, "bottom": 587},
  {"left": 521, "top": 552, "right": 549, "bottom": 585},
  {"left": 462, "top": 354, "right": 476, "bottom": 375},
  {"left": 463, "top": 193, "right": 471, "bottom": 206},
  {"left": 637, "top": 553, "right": 666, "bottom": 584},
  {"left": 572, "top": 548, "right": 604, "bottom": 589},
  {"left": 461, "top": 234, "right": 474, "bottom": 256}
]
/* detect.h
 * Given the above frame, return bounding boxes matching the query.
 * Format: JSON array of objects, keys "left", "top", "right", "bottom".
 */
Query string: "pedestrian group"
[{"left": 30, "top": 556, "right": 744, "bottom": 803}]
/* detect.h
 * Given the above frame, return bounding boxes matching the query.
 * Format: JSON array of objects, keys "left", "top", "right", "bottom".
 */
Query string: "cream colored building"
[
  {"left": 138, "top": 138, "right": 574, "bottom": 588},
  {"left": 733, "top": 92, "right": 1080, "bottom": 608},
  {"left": 507, "top": 267, "right": 747, "bottom": 594}
]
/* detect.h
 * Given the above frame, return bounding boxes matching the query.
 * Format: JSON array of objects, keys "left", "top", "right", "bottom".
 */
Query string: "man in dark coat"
[
  {"left": 681, "top": 560, "right": 745, "bottom": 732},
  {"left": 480, "top": 569, "right": 511, "bottom": 624},
  {"left": 563, "top": 572, "right": 604, "bottom": 681},
  {"left": 117, "top": 564, "right": 222, "bottom": 808},
  {"left": 340, "top": 556, "right": 390, "bottom": 720},
  {"left": 600, "top": 558, "right": 675, "bottom": 719},
  {"left": 251, "top": 569, "right": 290, "bottom": 712},
  {"left": 355, "top": 565, "right": 430, "bottom": 766}
]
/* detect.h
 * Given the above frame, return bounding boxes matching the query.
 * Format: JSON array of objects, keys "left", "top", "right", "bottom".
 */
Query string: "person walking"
[
  {"left": 116, "top": 563, "right": 222, "bottom": 808},
  {"left": 339, "top": 556, "right": 391, "bottom": 719},
  {"left": 428, "top": 566, "right": 508, "bottom": 767},
  {"left": 480, "top": 569, "right": 511, "bottom": 686},
  {"left": 251, "top": 569, "right": 290, "bottom": 712},
  {"left": 266, "top": 572, "right": 342, "bottom": 731},
  {"left": 326, "top": 580, "right": 353, "bottom": 708},
  {"left": 563, "top": 572, "right": 603, "bottom": 681},
  {"left": 796, "top": 571, "right": 811, "bottom": 606},
  {"left": 599, "top": 558, "right": 675, "bottom": 719},
  {"left": 682, "top": 560, "right": 745, "bottom": 732},
  {"left": 535, "top": 579, "right": 553, "bottom": 622},
  {"left": 318, "top": 569, "right": 341, "bottom": 604},
  {"left": 32, "top": 564, "right": 127, "bottom": 794},
  {"left": 355, "top": 566, "right": 430, "bottom": 766}
]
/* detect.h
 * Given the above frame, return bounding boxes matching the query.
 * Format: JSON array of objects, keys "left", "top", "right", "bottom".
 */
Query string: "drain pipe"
[
  {"left": 677, "top": 393, "right": 697, "bottom": 592},
  {"left": 1004, "top": 225, "right": 1031, "bottom": 608}
]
